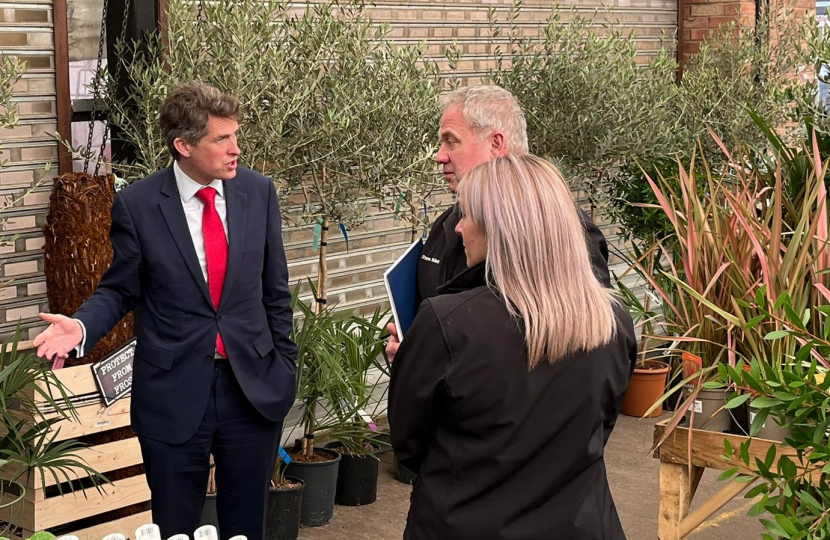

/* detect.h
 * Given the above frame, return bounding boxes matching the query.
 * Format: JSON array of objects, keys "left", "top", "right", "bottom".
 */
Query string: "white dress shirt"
[{"left": 74, "top": 162, "right": 229, "bottom": 357}]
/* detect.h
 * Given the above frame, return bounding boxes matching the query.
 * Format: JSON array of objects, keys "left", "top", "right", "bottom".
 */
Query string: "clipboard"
[{"left": 383, "top": 239, "right": 424, "bottom": 339}]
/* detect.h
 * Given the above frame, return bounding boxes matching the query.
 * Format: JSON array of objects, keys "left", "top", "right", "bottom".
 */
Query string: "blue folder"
[{"left": 384, "top": 239, "right": 424, "bottom": 339}]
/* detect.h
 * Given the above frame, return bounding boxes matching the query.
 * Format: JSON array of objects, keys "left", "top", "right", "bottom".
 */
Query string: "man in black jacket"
[{"left": 387, "top": 85, "right": 610, "bottom": 360}]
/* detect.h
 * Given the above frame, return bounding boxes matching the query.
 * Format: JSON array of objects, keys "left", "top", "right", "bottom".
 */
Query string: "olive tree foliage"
[
  {"left": 487, "top": 3, "right": 679, "bottom": 201},
  {"left": 676, "top": 13, "right": 808, "bottom": 164},
  {"left": 279, "top": 1, "right": 441, "bottom": 308},
  {"left": 0, "top": 57, "right": 43, "bottom": 245},
  {"left": 487, "top": 2, "right": 810, "bottom": 244},
  {"left": 99, "top": 0, "right": 309, "bottom": 185}
]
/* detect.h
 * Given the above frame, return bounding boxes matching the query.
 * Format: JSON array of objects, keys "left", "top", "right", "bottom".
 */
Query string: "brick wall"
[
  {"left": 0, "top": 0, "right": 678, "bottom": 341},
  {"left": 679, "top": 0, "right": 814, "bottom": 59}
]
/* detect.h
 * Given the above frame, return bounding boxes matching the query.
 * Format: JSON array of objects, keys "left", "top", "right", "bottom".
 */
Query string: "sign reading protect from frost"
[{"left": 92, "top": 339, "right": 136, "bottom": 406}]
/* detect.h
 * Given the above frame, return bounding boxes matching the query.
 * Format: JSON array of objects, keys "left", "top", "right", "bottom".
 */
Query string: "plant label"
[
  {"left": 135, "top": 524, "right": 161, "bottom": 540},
  {"left": 91, "top": 339, "right": 136, "bottom": 406},
  {"left": 693, "top": 400, "right": 703, "bottom": 414},
  {"left": 195, "top": 525, "right": 218, "bottom": 540}
]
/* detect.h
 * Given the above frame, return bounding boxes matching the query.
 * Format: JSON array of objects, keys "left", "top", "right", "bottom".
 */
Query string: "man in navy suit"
[{"left": 32, "top": 81, "right": 297, "bottom": 540}]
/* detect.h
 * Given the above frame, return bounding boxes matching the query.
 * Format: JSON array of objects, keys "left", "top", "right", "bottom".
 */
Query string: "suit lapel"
[
  {"left": 220, "top": 178, "right": 246, "bottom": 308},
  {"left": 158, "top": 169, "right": 214, "bottom": 308}
]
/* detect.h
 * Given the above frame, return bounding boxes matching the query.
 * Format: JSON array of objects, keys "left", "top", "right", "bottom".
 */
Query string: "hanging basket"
[{"left": 42, "top": 172, "right": 134, "bottom": 366}]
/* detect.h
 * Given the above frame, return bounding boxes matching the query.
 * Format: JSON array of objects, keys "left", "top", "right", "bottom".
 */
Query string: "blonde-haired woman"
[{"left": 389, "top": 154, "right": 636, "bottom": 540}]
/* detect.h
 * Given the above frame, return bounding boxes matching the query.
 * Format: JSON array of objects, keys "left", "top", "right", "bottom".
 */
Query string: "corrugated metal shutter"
[{"left": 0, "top": 0, "right": 58, "bottom": 340}]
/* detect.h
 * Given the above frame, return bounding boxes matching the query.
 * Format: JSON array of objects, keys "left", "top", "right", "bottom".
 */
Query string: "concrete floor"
[{"left": 298, "top": 414, "right": 767, "bottom": 539}]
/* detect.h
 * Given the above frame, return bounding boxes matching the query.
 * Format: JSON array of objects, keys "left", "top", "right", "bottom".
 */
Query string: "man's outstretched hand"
[
  {"left": 385, "top": 322, "right": 400, "bottom": 364},
  {"left": 32, "top": 313, "right": 83, "bottom": 362}
]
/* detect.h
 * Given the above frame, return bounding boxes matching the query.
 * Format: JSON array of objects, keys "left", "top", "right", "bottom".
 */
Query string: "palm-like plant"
[
  {"left": 0, "top": 326, "right": 106, "bottom": 534},
  {"left": 327, "top": 307, "right": 389, "bottom": 456},
  {"left": 290, "top": 284, "right": 386, "bottom": 458}
]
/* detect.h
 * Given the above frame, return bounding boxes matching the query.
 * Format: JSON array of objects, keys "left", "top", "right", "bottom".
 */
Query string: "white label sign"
[{"left": 693, "top": 400, "right": 703, "bottom": 414}]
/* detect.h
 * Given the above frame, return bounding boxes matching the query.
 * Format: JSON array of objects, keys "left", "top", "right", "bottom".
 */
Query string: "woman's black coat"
[{"left": 389, "top": 263, "right": 638, "bottom": 540}]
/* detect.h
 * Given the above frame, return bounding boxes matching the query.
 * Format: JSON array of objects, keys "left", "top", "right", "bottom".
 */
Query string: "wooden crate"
[{"left": 0, "top": 353, "right": 150, "bottom": 538}]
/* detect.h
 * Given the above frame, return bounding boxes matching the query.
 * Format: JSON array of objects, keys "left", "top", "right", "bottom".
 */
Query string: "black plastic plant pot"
[
  {"left": 265, "top": 476, "right": 304, "bottom": 540},
  {"left": 201, "top": 493, "right": 220, "bottom": 531},
  {"left": 393, "top": 452, "right": 418, "bottom": 485},
  {"left": 284, "top": 448, "right": 341, "bottom": 527},
  {"left": 326, "top": 442, "right": 380, "bottom": 506}
]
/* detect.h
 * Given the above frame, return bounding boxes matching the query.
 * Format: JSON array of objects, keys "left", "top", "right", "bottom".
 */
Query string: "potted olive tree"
[
  {"left": 265, "top": 450, "right": 304, "bottom": 540},
  {"left": 283, "top": 286, "right": 360, "bottom": 526},
  {"left": 281, "top": 1, "right": 440, "bottom": 313}
]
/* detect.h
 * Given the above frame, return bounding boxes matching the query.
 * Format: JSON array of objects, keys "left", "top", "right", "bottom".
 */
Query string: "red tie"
[{"left": 195, "top": 187, "right": 228, "bottom": 358}]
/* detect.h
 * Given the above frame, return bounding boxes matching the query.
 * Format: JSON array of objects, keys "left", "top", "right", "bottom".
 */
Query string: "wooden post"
[
  {"left": 53, "top": 0, "right": 72, "bottom": 174},
  {"left": 658, "top": 461, "right": 690, "bottom": 540}
]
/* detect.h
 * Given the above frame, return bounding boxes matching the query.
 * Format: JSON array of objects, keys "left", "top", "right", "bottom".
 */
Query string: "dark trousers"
[{"left": 138, "top": 360, "right": 282, "bottom": 540}]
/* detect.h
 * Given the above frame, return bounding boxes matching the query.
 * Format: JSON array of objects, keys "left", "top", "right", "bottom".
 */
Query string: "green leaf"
[
  {"left": 723, "top": 437, "right": 734, "bottom": 459},
  {"left": 746, "top": 483, "right": 769, "bottom": 499},
  {"left": 775, "top": 513, "right": 798, "bottom": 535},
  {"left": 717, "top": 466, "right": 739, "bottom": 482},
  {"left": 759, "top": 518, "right": 789, "bottom": 538},
  {"left": 750, "top": 408, "right": 770, "bottom": 437},
  {"left": 779, "top": 455, "right": 797, "bottom": 479},
  {"left": 783, "top": 303, "right": 807, "bottom": 331},
  {"left": 726, "top": 393, "right": 752, "bottom": 409},
  {"left": 764, "top": 330, "right": 790, "bottom": 340},
  {"left": 734, "top": 474, "right": 756, "bottom": 483},
  {"left": 765, "top": 444, "right": 777, "bottom": 469},
  {"left": 750, "top": 396, "right": 783, "bottom": 409},
  {"left": 746, "top": 315, "right": 766, "bottom": 330},
  {"left": 756, "top": 286, "right": 767, "bottom": 309}
]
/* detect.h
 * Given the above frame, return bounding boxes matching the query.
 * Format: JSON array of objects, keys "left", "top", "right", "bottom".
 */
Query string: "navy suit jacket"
[{"left": 74, "top": 166, "right": 298, "bottom": 444}]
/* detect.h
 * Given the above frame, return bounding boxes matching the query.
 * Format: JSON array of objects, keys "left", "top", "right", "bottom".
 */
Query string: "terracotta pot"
[{"left": 620, "top": 360, "right": 670, "bottom": 418}]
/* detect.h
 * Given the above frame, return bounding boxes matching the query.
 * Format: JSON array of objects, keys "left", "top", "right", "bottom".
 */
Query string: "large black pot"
[
  {"left": 284, "top": 448, "right": 341, "bottom": 527},
  {"left": 265, "top": 476, "right": 304, "bottom": 540},
  {"left": 326, "top": 442, "right": 379, "bottom": 506}
]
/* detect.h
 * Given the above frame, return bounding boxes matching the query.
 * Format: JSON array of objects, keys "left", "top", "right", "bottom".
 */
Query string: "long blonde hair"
[{"left": 458, "top": 154, "right": 617, "bottom": 368}]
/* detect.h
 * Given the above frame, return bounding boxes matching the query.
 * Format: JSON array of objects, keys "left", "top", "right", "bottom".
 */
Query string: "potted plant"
[
  {"left": 616, "top": 276, "right": 672, "bottom": 418},
  {"left": 265, "top": 449, "right": 304, "bottom": 540},
  {"left": 325, "top": 307, "right": 389, "bottom": 506},
  {"left": 282, "top": 287, "right": 347, "bottom": 527},
  {"left": 646, "top": 114, "right": 830, "bottom": 445},
  {"left": 0, "top": 327, "right": 108, "bottom": 536}
]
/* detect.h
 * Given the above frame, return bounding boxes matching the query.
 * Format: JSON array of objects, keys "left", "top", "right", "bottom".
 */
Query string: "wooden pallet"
[
  {"left": 0, "top": 356, "right": 150, "bottom": 538},
  {"left": 653, "top": 419, "right": 800, "bottom": 540}
]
